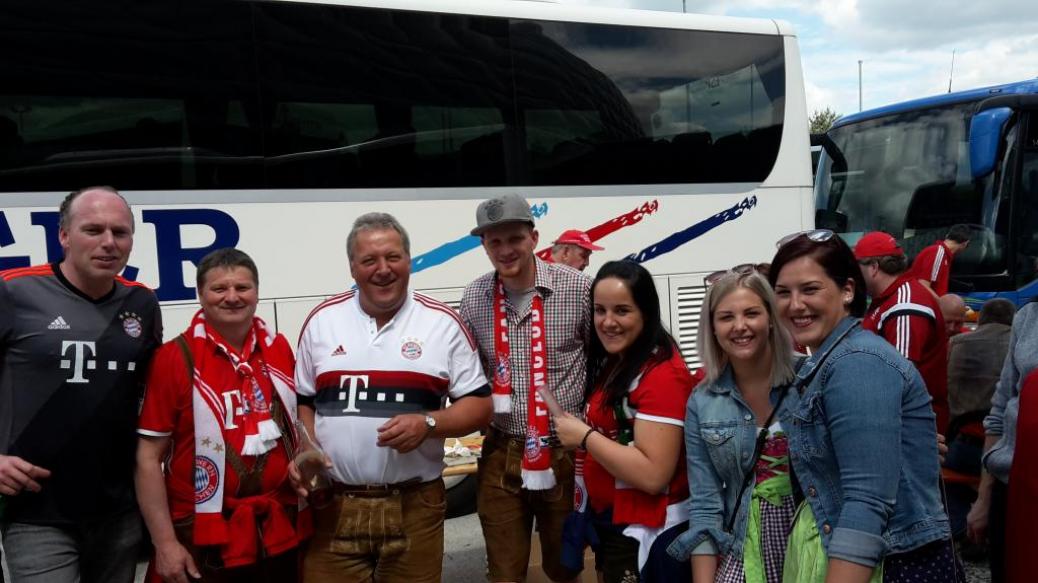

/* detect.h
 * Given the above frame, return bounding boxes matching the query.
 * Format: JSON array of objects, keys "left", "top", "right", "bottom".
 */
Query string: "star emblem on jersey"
[
  {"left": 400, "top": 337, "right": 423, "bottom": 360},
  {"left": 201, "top": 437, "right": 212, "bottom": 447},
  {"left": 119, "top": 311, "right": 143, "bottom": 338},
  {"left": 331, "top": 345, "right": 347, "bottom": 357},
  {"left": 47, "top": 316, "right": 71, "bottom": 330}
]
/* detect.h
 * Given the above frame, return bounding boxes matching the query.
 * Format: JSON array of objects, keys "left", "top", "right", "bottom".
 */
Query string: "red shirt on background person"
[
  {"left": 855, "top": 232, "right": 950, "bottom": 432},
  {"left": 909, "top": 224, "right": 972, "bottom": 297}
]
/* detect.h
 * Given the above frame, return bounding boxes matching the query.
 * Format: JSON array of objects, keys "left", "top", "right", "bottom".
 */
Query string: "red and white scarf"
[
  {"left": 186, "top": 310, "right": 300, "bottom": 560},
  {"left": 493, "top": 279, "right": 555, "bottom": 490}
]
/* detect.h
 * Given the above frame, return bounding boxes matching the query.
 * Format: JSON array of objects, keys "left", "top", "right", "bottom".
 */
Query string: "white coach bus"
[{"left": 0, "top": 0, "right": 812, "bottom": 369}]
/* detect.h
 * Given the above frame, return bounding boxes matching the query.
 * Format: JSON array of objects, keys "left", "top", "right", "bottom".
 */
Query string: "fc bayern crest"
[
  {"left": 495, "top": 356, "right": 511, "bottom": 385},
  {"left": 120, "top": 311, "right": 143, "bottom": 338},
  {"left": 525, "top": 428, "right": 543, "bottom": 463},
  {"left": 574, "top": 480, "right": 587, "bottom": 512},
  {"left": 194, "top": 456, "right": 220, "bottom": 503},
  {"left": 401, "top": 338, "right": 423, "bottom": 360}
]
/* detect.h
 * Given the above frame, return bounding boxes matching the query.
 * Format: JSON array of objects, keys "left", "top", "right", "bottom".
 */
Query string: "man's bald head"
[
  {"left": 59, "top": 186, "right": 134, "bottom": 232},
  {"left": 939, "top": 294, "right": 967, "bottom": 337}
]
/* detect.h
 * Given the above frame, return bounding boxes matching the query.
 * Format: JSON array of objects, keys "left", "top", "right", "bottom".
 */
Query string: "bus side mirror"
[
  {"left": 969, "top": 107, "right": 1012, "bottom": 179},
  {"left": 815, "top": 208, "right": 848, "bottom": 232}
]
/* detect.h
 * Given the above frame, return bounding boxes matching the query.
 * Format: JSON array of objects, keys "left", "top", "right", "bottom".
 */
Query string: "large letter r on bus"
[{"left": 143, "top": 209, "right": 240, "bottom": 302}]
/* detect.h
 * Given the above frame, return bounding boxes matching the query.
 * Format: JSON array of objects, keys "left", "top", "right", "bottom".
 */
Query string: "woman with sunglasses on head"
[
  {"left": 666, "top": 269, "right": 797, "bottom": 583},
  {"left": 769, "top": 230, "right": 960, "bottom": 583},
  {"left": 554, "top": 260, "right": 700, "bottom": 583}
]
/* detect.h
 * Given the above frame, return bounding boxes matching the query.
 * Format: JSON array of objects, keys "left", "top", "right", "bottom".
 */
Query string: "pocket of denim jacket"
[
  {"left": 793, "top": 392, "right": 824, "bottom": 425},
  {"left": 700, "top": 426, "right": 736, "bottom": 446}
]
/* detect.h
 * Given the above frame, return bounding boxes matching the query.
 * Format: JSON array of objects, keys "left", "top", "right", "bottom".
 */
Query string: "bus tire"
[{"left": 445, "top": 473, "right": 478, "bottom": 518}]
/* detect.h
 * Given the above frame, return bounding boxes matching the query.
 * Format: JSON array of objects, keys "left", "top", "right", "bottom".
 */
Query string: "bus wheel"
[{"left": 445, "top": 473, "right": 478, "bottom": 518}]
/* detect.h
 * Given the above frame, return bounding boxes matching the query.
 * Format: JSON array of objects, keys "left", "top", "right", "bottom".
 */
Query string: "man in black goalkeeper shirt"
[{"left": 0, "top": 186, "right": 162, "bottom": 583}]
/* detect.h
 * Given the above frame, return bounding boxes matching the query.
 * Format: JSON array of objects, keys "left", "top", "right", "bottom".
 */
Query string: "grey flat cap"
[{"left": 470, "top": 193, "right": 535, "bottom": 236}]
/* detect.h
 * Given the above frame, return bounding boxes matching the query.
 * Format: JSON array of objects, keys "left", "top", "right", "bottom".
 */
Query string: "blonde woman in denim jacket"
[
  {"left": 768, "top": 231, "right": 960, "bottom": 583},
  {"left": 667, "top": 270, "right": 798, "bottom": 583}
]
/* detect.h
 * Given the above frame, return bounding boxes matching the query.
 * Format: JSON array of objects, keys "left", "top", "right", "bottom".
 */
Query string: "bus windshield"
[{"left": 815, "top": 102, "right": 1004, "bottom": 282}]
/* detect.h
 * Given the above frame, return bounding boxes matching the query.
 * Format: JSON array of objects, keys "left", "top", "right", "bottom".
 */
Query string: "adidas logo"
[
  {"left": 48, "top": 316, "right": 71, "bottom": 330},
  {"left": 331, "top": 345, "right": 346, "bottom": 356}
]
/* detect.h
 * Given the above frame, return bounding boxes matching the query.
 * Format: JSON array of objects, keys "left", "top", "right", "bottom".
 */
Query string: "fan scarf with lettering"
[
  {"left": 186, "top": 310, "right": 301, "bottom": 564},
  {"left": 493, "top": 279, "right": 555, "bottom": 490}
]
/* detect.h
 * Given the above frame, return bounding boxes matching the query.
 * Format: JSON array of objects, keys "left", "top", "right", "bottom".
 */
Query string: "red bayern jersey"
[
  {"left": 862, "top": 273, "right": 950, "bottom": 432},
  {"left": 138, "top": 335, "right": 295, "bottom": 519},
  {"left": 583, "top": 349, "right": 702, "bottom": 527},
  {"left": 910, "top": 240, "right": 952, "bottom": 296}
]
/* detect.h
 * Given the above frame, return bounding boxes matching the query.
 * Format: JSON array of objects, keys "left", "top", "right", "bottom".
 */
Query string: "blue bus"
[{"left": 814, "top": 79, "right": 1038, "bottom": 307}]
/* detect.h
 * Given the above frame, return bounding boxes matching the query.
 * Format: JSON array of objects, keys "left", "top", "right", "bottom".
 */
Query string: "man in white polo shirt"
[{"left": 292, "top": 212, "right": 492, "bottom": 583}]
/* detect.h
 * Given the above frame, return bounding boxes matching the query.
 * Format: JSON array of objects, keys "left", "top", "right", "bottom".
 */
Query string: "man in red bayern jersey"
[
  {"left": 855, "top": 231, "right": 950, "bottom": 433},
  {"left": 136, "top": 248, "right": 305, "bottom": 583},
  {"left": 910, "top": 224, "right": 971, "bottom": 297}
]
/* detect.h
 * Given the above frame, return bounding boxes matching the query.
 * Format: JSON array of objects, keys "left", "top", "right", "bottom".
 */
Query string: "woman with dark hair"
[
  {"left": 768, "top": 230, "right": 959, "bottom": 582},
  {"left": 554, "top": 260, "right": 700, "bottom": 582},
  {"left": 667, "top": 269, "right": 797, "bottom": 583}
]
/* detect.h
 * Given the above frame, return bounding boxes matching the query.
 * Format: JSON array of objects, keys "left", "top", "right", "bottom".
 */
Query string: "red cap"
[
  {"left": 553, "top": 229, "right": 604, "bottom": 251},
  {"left": 854, "top": 231, "right": 903, "bottom": 259}
]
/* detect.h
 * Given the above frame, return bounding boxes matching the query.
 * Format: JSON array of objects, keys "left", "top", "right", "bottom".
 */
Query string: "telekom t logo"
[
  {"left": 61, "top": 340, "right": 96, "bottom": 384},
  {"left": 222, "top": 390, "right": 244, "bottom": 428},
  {"left": 339, "top": 374, "right": 368, "bottom": 414},
  {"left": 60, "top": 340, "right": 137, "bottom": 383}
]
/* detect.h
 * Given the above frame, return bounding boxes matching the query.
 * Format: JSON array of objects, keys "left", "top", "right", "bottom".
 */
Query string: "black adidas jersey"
[{"left": 0, "top": 263, "right": 162, "bottom": 524}]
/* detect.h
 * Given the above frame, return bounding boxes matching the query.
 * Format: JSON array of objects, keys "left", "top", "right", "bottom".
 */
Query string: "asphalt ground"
[
  {"left": 128, "top": 514, "right": 488, "bottom": 582},
  {"left": 0, "top": 515, "right": 979, "bottom": 582}
]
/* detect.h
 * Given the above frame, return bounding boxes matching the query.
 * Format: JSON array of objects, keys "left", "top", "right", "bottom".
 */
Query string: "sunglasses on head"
[
  {"left": 775, "top": 229, "right": 836, "bottom": 249},
  {"left": 705, "top": 262, "right": 770, "bottom": 286}
]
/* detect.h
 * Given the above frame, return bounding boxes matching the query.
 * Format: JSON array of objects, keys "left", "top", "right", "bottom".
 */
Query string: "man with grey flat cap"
[{"left": 459, "top": 193, "right": 591, "bottom": 583}]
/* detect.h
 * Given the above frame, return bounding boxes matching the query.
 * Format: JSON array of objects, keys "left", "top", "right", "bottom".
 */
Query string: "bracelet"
[{"left": 579, "top": 427, "right": 597, "bottom": 451}]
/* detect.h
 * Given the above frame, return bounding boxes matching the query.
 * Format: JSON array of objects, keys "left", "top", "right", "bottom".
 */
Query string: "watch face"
[{"left": 425, "top": 415, "right": 436, "bottom": 428}]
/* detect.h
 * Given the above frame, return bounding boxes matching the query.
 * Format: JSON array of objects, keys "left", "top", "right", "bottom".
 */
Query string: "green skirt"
[{"left": 781, "top": 502, "right": 883, "bottom": 583}]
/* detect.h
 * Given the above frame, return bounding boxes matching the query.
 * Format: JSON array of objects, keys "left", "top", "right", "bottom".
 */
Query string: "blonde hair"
[{"left": 697, "top": 271, "right": 795, "bottom": 386}]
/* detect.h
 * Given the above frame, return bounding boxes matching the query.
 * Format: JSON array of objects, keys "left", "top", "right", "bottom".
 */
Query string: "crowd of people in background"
[{"left": 0, "top": 187, "right": 1033, "bottom": 583}]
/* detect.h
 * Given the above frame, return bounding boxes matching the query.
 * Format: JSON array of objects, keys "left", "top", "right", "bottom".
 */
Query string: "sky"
[{"left": 561, "top": 0, "right": 1038, "bottom": 120}]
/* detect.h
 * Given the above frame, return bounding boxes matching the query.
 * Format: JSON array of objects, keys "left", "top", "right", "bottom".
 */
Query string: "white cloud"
[{"left": 564, "top": 0, "right": 1038, "bottom": 117}]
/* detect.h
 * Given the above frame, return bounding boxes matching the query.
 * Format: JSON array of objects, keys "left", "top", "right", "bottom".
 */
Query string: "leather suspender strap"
[
  {"left": 174, "top": 333, "right": 282, "bottom": 498},
  {"left": 174, "top": 333, "right": 193, "bottom": 376}
]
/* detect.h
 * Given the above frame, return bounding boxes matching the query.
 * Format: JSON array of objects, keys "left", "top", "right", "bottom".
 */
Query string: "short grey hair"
[
  {"left": 346, "top": 212, "right": 411, "bottom": 261},
  {"left": 697, "top": 271, "right": 795, "bottom": 386},
  {"left": 59, "top": 185, "right": 134, "bottom": 232},
  {"left": 551, "top": 243, "right": 576, "bottom": 255}
]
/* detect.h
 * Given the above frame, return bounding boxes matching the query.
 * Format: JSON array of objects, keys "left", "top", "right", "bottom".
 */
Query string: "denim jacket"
[
  {"left": 982, "top": 302, "right": 1038, "bottom": 483},
  {"left": 667, "top": 366, "right": 797, "bottom": 561},
  {"left": 780, "top": 317, "right": 950, "bottom": 567}
]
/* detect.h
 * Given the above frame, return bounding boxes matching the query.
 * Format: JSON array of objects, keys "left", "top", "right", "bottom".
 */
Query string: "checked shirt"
[{"left": 460, "top": 258, "right": 591, "bottom": 438}]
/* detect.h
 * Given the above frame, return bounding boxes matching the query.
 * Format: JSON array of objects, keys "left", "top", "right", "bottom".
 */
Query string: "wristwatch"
[{"left": 424, "top": 414, "right": 437, "bottom": 434}]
